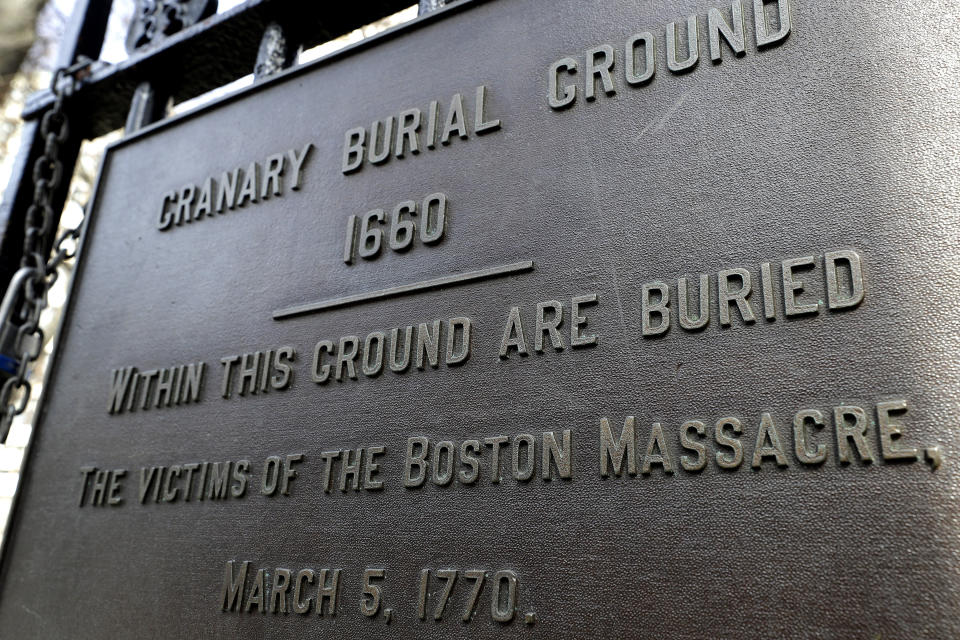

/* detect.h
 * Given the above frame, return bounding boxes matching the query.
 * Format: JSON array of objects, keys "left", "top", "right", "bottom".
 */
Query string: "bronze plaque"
[{"left": 2, "top": 0, "right": 959, "bottom": 636}]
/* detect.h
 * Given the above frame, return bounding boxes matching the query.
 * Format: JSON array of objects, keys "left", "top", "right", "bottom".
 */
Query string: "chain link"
[{"left": 0, "top": 59, "right": 91, "bottom": 442}]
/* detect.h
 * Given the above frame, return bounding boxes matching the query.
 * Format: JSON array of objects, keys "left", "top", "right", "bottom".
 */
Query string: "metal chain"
[{"left": 0, "top": 59, "right": 91, "bottom": 442}]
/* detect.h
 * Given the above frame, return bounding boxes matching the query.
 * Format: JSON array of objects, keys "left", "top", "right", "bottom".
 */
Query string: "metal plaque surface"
[{"left": 1, "top": 0, "right": 959, "bottom": 637}]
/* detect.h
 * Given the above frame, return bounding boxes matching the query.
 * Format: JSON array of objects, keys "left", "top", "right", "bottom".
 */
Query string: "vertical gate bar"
[
  {"left": 56, "top": 0, "right": 113, "bottom": 68},
  {"left": 125, "top": 82, "right": 169, "bottom": 134},
  {"left": 0, "top": 0, "right": 113, "bottom": 290},
  {"left": 0, "top": 0, "right": 113, "bottom": 579}
]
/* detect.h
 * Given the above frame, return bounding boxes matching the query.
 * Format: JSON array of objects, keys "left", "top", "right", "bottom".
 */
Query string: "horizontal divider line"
[{"left": 273, "top": 260, "right": 534, "bottom": 320}]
